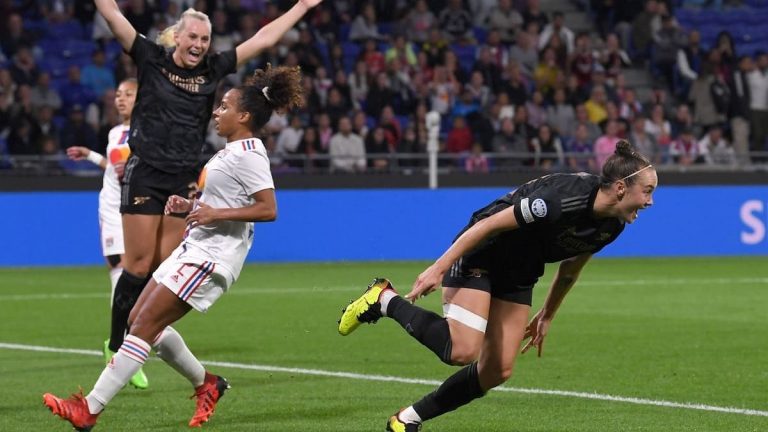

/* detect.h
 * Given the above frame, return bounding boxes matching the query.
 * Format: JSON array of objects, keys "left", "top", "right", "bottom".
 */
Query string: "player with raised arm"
[
  {"left": 43, "top": 66, "right": 304, "bottom": 431},
  {"left": 338, "top": 141, "right": 657, "bottom": 431}
]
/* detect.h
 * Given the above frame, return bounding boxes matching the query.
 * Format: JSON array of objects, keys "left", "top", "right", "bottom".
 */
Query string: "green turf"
[{"left": 0, "top": 257, "right": 766, "bottom": 431}]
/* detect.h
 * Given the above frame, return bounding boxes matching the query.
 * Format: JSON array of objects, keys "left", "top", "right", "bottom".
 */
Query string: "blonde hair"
[{"left": 155, "top": 8, "right": 211, "bottom": 48}]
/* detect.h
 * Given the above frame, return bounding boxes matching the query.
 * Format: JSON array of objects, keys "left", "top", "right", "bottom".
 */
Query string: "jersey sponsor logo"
[
  {"left": 133, "top": 196, "right": 150, "bottom": 206},
  {"left": 531, "top": 198, "right": 548, "bottom": 218},
  {"left": 519, "top": 198, "right": 535, "bottom": 224},
  {"left": 160, "top": 67, "right": 207, "bottom": 93},
  {"left": 467, "top": 268, "right": 487, "bottom": 278},
  {"left": 105, "top": 237, "right": 114, "bottom": 248}
]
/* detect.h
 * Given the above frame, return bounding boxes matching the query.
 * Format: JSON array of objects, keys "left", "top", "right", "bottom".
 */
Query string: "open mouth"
[{"left": 188, "top": 49, "right": 202, "bottom": 62}]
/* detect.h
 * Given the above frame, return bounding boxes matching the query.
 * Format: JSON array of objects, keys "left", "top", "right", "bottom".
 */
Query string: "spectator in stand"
[
  {"left": 464, "top": 142, "right": 490, "bottom": 173},
  {"left": 480, "top": 29, "right": 508, "bottom": 70},
  {"left": 652, "top": 14, "right": 685, "bottom": 90},
  {"left": 565, "top": 123, "right": 596, "bottom": 172},
  {"left": 39, "top": 0, "right": 75, "bottom": 23},
  {"left": 675, "top": 29, "right": 703, "bottom": 99},
  {"left": 600, "top": 33, "right": 631, "bottom": 83},
  {"left": 379, "top": 105, "right": 403, "bottom": 149},
  {"left": 59, "top": 65, "right": 96, "bottom": 113},
  {"left": 473, "top": 47, "right": 503, "bottom": 94},
  {"left": 522, "top": 0, "right": 549, "bottom": 31},
  {"left": 512, "top": 104, "right": 536, "bottom": 146},
  {"left": 35, "top": 105, "right": 59, "bottom": 143},
  {"left": 385, "top": 34, "right": 418, "bottom": 74},
  {"left": 275, "top": 115, "right": 305, "bottom": 169},
  {"left": 423, "top": 27, "right": 449, "bottom": 67},
  {"left": 123, "top": 0, "right": 155, "bottom": 36},
  {"left": 487, "top": 0, "right": 523, "bottom": 45},
  {"left": 81, "top": 49, "right": 116, "bottom": 100},
  {"left": 29, "top": 71, "right": 62, "bottom": 112},
  {"left": 366, "top": 72, "right": 396, "bottom": 118},
  {"left": 729, "top": 55, "right": 752, "bottom": 164},
  {"left": 594, "top": 119, "right": 621, "bottom": 169},
  {"left": 631, "top": 0, "right": 659, "bottom": 60},
  {"left": 329, "top": 116, "right": 366, "bottom": 173},
  {"left": 9, "top": 45, "right": 38, "bottom": 87},
  {"left": 600, "top": 101, "right": 629, "bottom": 139},
  {"left": 313, "top": 65, "right": 333, "bottom": 107},
  {"left": 565, "top": 74, "right": 587, "bottom": 105},
  {"left": 292, "top": 28, "right": 323, "bottom": 76},
  {"left": 534, "top": 47, "right": 561, "bottom": 96},
  {"left": 747, "top": 51, "right": 768, "bottom": 162},
  {"left": 58, "top": 103, "right": 98, "bottom": 153},
  {"left": 445, "top": 116, "right": 473, "bottom": 155},
  {"left": 688, "top": 61, "right": 725, "bottom": 129},
  {"left": 1, "top": 13, "right": 36, "bottom": 58},
  {"left": 618, "top": 88, "right": 643, "bottom": 122},
  {"left": 429, "top": 65, "right": 459, "bottom": 116},
  {"left": 348, "top": 60, "right": 369, "bottom": 111},
  {"left": 670, "top": 103, "right": 698, "bottom": 140},
  {"left": 525, "top": 90, "right": 547, "bottom": 129},
  {"left": 570, "top": 32, "right": 596, "bottom": 88},
  {"left": 571, "top": 103, "right": 601, "bottom": 143},
  {"left": 491, "top": 117, "right": 528, "bottom": 167},
  {"left": 296, "top": 126, "right": 319, "bottom": 171},
  {"left": 531, "top": 123, "right": 564, "bottom": 169},
  {"left": 584, "top": 85, "right": 609, "bottom": 125},
  {"left": 538, "top": 11, "right": 574, "bottom": 54},
  {"left": 452, "top": 89, "right": 480, "bottom": 118},
  {"left": 405, "top": 0, "right": 436, "bottom": 44},
  {"left": 7, "top": 113, "right": 41, "bottom": 157},
  {"left": 629, "top": 115, "right": 660, "bottom": 164},
  {"left": 210, "top": 9, "right": 237, "bottom": 53},
  {"left": 699, "top": 125, "right": 735, "bottom": 166},
  {"left": 465, "top": 70, "right": 491, "bottom": 110},
  {"left": 350, "top": 2, "right": 386, "bottom": 42},
  {"left": 8, "top": 84, "right": 35, "bottom": 126},
  {"left": 645, "top": 104, "right": 672, "bottom": 159},
  {"left": 360, "top": 38, "right": 386, "bottom": 77},
  {"left": 365, "top": 126, "right": 391, "bottom": 171},
  {"left": 469, "top": 0, "right": 496, "bottom": 27},
  {"left": 509, "top": 31, "right": 538, "bottom": 81},
  {"left": 311, "top": 6, "right": 338, "bottom": 44},
  {"left": 669, "top": 127, "right": 701, "bottom": 165},
  {"left": 438, "top": 0, "right": 474, "bottom": 43},
  {"left": 547, "top": 87, "right": 575, "bottom": 139}
]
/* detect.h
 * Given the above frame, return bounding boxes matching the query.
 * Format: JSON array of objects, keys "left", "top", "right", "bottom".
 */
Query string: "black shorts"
[
  {"left": 120, "top": 155, "right": 199, "bottom": 216},
  {"left": 442, "top": 256, "right": 535, "bottom": 306}
]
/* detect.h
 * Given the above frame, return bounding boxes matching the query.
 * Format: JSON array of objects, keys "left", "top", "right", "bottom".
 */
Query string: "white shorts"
[
  {"left": 99, "top": 211, "right": 125, "bottom": 257},
  {"left": 153, "top": 254, "right": 233, "bottom": 313}
]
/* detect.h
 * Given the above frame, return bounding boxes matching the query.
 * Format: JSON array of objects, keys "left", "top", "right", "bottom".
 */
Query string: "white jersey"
[
  {"left": 98, "top": 124, "right": 131, "bottom": 256},
  {"left": 180, "top": 138, "right": 274, "bottom": 281}
]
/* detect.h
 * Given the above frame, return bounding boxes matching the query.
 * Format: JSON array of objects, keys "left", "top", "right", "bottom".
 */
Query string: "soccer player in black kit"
[
  {"left": 338, "top": 141, "right": 658, "bottom": 431},
  {"left": 92, "top": 0, "right": 322, "bottom": 389}
]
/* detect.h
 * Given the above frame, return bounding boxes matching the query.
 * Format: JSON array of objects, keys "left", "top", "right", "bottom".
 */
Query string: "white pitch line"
[
  {"left": 1, "top": 342, "right": 766, "bottom": 418},
  {"left": 1, "top": 277, "right": 767, "bottom": 302}
]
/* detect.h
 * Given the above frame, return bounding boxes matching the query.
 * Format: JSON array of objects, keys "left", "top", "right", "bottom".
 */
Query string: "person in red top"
[{"left": 445, "top": 116, "right": 473, "bottom": 154}]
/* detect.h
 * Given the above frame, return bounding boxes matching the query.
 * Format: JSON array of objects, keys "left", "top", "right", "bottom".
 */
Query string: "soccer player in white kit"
[
  {"left": 44, "top": 66, "right": 305, "bottom": 430},
  {"left": 66, "top": 78, "right": 149, "bottom": 390}
]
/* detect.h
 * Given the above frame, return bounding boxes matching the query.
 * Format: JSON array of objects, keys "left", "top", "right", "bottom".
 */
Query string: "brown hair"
[
  {"left": 601, "top": 140, "right": 652, "bottom": 187},
  {"left": 236, "top": 64, "right": 305, "bottom": 133}
]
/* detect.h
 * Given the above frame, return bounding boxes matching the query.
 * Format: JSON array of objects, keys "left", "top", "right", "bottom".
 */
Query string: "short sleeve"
[
  {"left": 129, "top": 34, "right": 164, "bottom": 66},
  {"left": 209, "top": 50, "right": 237, "bottom": 81},
  {"left": 513, "top": 191, "right": 562, "bottom": 226},
  {"left": 236, "top": 152, "right": 274, "bottom": 196}
]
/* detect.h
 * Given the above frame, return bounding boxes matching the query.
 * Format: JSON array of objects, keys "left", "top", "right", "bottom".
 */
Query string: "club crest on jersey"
[{"left": 531, "top": 199, "right": 547, "bottom": 218}]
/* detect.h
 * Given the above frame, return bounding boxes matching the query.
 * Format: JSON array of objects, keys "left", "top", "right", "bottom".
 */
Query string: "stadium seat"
[
  {"left": 451, "top": 44, "right": 477, "bottom": 73},
  {"left": 45, "top": 20, "right": 84, "bottom": 40}
]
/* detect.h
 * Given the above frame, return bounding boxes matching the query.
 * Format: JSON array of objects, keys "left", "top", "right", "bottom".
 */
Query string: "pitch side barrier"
[{"left": 0, "top": 185, "right": 766, "bottom": 266}]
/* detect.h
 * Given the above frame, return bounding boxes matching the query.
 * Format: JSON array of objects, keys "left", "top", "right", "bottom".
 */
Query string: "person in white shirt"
[
  {"left": 329, "top": 116, "right": 366, "bottom": 173},
  {"left": 44, "top": 66, "right": 304, "bottom": 431},
  {"left": 698, "top": 125, "right": 736, "bottom": 166},
  {"left": 65, "top": 78, "right": 150, "bottom": 390}
]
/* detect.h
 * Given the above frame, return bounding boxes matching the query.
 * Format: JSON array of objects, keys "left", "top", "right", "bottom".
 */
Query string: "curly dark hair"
[{"left": 236, "top": 64, "right": 305, "bottom": 133}]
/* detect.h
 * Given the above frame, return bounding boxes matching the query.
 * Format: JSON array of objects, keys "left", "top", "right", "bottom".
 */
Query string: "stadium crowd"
[{"left": 0, "top": 0, "right": 766, "bottom": 175}]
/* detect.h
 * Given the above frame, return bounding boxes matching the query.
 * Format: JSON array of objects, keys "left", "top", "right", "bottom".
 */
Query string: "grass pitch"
[{"left": 0, "top": 257, "right": 766, "bottom": 431}]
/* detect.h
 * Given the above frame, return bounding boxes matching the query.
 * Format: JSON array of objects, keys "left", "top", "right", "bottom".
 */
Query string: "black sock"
[
  {"left": 387, "top": 296, "right": 453, "bottom": 364},
  {"left": 108, "top": 271, "right": 147, "bottom": 352},
  {"left": 413, "top": 362, "right": 486, "bottom": 422}
]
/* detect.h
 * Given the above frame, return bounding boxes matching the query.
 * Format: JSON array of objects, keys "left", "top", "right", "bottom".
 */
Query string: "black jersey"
[
  {"left": 457, "top": 173, "right": 625, "bottom": 285},
  {"left": 128, "top": 35, "right": 237, "bottom": 173}
]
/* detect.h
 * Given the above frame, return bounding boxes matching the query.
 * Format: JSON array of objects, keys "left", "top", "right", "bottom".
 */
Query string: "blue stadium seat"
[
  {"left": 451, "top": 44, "right": 477, "bottom": 73},
  {"left": 472, "top": 27, "right": 487, "bottom": 44},
  {"left": 341, "top": 41, "right": 360, "bottom": 73},
  {"left": 339, "top": 24, "right": 351, "bottom": 42},
  {"left": 396, "top": 115, "right": 410, "bottom": 130},
  {"left": 45, "top": 20, "right": 84, "bottom": 40},
  {"left": 378, "top": 22, "right": 394, "bottom": 36}
]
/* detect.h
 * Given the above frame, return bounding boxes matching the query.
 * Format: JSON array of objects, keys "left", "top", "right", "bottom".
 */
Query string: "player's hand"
[
  {"left": 66, "top": 146, "right": 89, "bottom": 161},
  {"left": 405, "top": 264, "right": 443, "bottom": 303},
  {"left": 521, "top": 310, "right": 551, "bottom": 357},
  {"left": 114, "top": 161, "right": 126, "bottom": 180},
  {"left": 165, "top": 195, "right": 191, "bottom": 215},
  {"left": 186, "top": 200, "right": 218, "bottom": 227}
]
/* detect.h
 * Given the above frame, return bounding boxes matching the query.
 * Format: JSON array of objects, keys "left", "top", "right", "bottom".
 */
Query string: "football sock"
[
  {"left": 387, "top": 296, "right": 453, "bottom": 364},
  {"left": 379, "top": 289, "right": 397, "bottom": 315},
  {"left": 412, "top": 362, "right": 485, "bottom": 422},
  {"left": 398, "top": 406, "right": 422, "bottom": 424},
  {"left": 153, "top": 326, "right": 205, "bottom": 388},
  {"left": 87, "top": 335, "right": 150, "bottom": 414},
  {"left": 108, "top": 267, "right": 122, "bottom": 306},
  {"left": 108, "top": 271, "right": 147, "bottom": 352}
]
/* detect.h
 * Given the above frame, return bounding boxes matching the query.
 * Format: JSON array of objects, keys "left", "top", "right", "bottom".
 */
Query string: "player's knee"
[
  {"left": 123, "top": 255, "right": 153, "bottom": 277},
  {"left": 128, "top": 317, "right": 160, "bottom": 343},
  {"left": 481, "top": 365, "right": 514, "bottom": 388},
  {"left": 449, "top": 343, "right": 481, "bottom": 366}
]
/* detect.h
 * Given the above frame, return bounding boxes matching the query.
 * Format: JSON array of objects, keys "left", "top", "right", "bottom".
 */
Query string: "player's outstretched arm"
[
  {"left": 406, "top": 205, "right": 521, "bottom": 302},
  {"left": 522, "top": 253, "right": 592, "bottom": 357},
  {"left": 66, "top": 146, "right": 107, "bottom": 170},
  {"left": 94, "top": 0, "right": 137, "bottom": 51},
  {"left": 235, "top": 0, "right": 323, "bottom": 68}
]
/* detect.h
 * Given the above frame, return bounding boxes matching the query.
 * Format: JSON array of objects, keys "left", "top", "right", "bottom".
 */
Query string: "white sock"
[
  {"left": 108, "top": 267, "right": 122, "bottom": 305},
  {"left": 379, "top": 289, "right": 398, "bottom": 316},
  {"left": 399, "top": 406, "right": 422, "bottom": 424},
  {"left": 86, "top": 335, "right": 150, "bottom": 414},
  {"left": 153, "top": 326, "right": 206, "bottom": 388}
]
